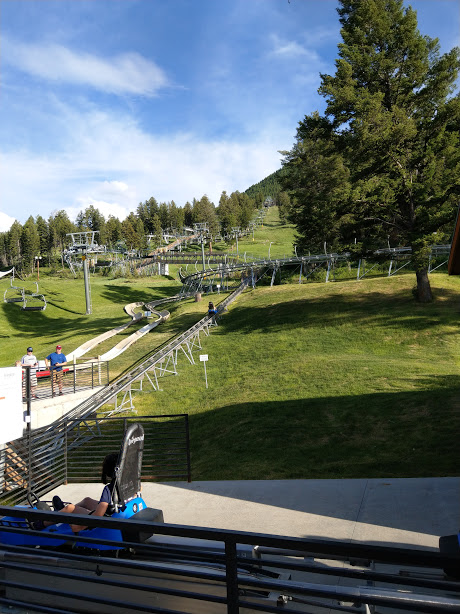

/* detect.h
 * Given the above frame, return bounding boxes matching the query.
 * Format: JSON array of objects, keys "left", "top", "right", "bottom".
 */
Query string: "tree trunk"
[{"left": 415, "top": 269, "right": 433, "bottom": 303}]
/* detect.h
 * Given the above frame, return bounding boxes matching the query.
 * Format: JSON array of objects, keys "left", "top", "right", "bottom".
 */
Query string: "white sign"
[
  {"left": 199, "top": 355, "right": 208, "bottom": 362},
  {"left": 0, "top": 367, "right": 24, "bottom": 444}
]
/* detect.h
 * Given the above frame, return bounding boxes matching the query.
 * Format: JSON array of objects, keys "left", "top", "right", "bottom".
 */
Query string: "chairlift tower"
[
  {"left": 231, "top": 227, "right": 241, "bottom": 256},
  {"left": 66, "top": 231, "right": 105, "bottom": 315},
  {"left": 193, "top": 223, "right": 208, "bottom": 271}
]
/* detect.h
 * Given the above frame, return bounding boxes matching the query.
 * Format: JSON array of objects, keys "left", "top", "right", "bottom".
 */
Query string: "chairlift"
[
  {"left": 22, "top": 292, "right": 47, "bottom": 311},
  {"left": 3, "top": 274, "right": 25, "bottom": 303}
]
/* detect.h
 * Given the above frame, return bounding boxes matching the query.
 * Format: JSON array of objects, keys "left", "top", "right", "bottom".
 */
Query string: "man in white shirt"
[{"left": 21, "top": 347, "right": 38, "bottom": 399}]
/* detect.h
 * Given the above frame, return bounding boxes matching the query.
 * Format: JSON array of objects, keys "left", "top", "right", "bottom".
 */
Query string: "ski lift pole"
[{"left": 82, "top": 255, "right": 91, "bottom": 315}]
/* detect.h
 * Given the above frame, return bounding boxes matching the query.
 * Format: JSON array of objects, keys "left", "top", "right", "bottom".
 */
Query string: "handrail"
[
  {"left": 44, "top": 282, "right": 248, "bottom": 431},
  {"left": 0, "top": 506, "right": 459, "bottom": 613}
]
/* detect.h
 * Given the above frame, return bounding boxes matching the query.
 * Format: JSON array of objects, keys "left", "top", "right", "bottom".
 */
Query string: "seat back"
[{"left": 111, "top": 423, "right": 144, "bottom": 511}]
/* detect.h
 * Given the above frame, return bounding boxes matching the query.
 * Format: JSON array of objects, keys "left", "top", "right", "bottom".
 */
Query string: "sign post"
[{"left": 199, "top": 354, "right": 209, "bottom": 389}]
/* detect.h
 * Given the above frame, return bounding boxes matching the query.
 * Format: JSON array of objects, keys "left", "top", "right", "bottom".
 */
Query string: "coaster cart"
[
  {"left": 0, "top": 424, "right": 289, "bottom": 612},
  {"left": 1, "top": 425, "right": 458, "bottom": 613},
  {"left": 0, "top": 423, "right": 160, "bottom": 550}
]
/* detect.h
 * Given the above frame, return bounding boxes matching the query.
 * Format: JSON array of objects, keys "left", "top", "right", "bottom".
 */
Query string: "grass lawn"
[
  {"left": 127, "top": 272, "right": 460, "bottom": 481},
  {"left": 235, "top": 205, "right": 297, "bottom": 260},
  {"left": 2, "top": 231, "right": 459, "bottom": 482},
  {"left": 187, "top": 206, "right": 297, "bottom": 261},
  {"left": 0, "top": 270, "right": 212, "bottom": 379}
]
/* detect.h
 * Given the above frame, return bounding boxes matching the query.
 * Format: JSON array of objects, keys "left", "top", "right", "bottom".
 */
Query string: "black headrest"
[{"left": 112, "top": 423, "right": 145, "bottom": 508}]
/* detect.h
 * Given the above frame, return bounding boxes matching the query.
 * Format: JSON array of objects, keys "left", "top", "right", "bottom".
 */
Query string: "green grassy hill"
[
  {"left": 129, "top": 273, "right": 460, "bottom": 481},
  {"left": 2, "top": 209, "right": 459, "bottom": 481}
]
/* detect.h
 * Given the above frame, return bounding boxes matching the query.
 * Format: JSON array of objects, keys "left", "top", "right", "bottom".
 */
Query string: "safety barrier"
[
  {"left": 0, "top": 415, "right": 191, "bottom": 507},
  {"left": 0, "top": 507, "right": 459, "bottom": 613},
  {"left": 22, "top": 360, "right": 110, "bottom": 403}
]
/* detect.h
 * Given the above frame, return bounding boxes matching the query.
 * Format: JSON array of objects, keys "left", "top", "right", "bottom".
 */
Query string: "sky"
[{"left": 1, "top": 0, "right": 459, "bottom": 232}]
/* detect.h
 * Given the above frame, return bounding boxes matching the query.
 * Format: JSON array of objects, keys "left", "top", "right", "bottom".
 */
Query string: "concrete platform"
[
  {"left": 25, "top": 387, "right": 103, "bottom": 430},
  {"left": 47, "top": 476, "right": 459, "bottom": 549},
  {"left": 2, "top": 478, "right": 458, "bottom": 614}
]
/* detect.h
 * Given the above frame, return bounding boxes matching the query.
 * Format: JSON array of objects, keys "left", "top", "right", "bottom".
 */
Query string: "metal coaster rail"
[
  {"left": 179, "top": 252, "right": 349, "bottom": 294},
  {"left": 179, "top": 244, "right": 451, "bottom": 293},
  {"left": 45, "top": 280, "right": 252, "bottom": 432}
]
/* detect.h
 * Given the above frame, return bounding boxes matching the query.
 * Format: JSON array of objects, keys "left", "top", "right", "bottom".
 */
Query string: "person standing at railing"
[
  {"left": 20, "top": 346, "right": 39, "bottom": 399},
  {"left": 45, "top": 345, "right": 67, "bottom": 396}
]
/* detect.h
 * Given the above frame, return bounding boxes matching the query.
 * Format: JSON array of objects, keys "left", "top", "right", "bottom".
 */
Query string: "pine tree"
[
  {"left": 49, "top": 211, "right": 75, "bottom": 267},
  {"left": 282, "top": 0, "right": 460, "bottom": 301},
  {"left": 36, "top": 215, "right": 50, "bottom": 259},
  {"left": 106, "top": 215, "right": 122, "bottom": 248},
  {"left": 151, "top": 214, "right": 163, "bottom": 248},
  {"left": 21, "top": 216, "right": 40, "bottom": 271},
  {"left": 183, "top": 202, "right": 193, "bottom": 228},
  {"left": 7, "top": 221, "right": 22, "bottom": 267}
]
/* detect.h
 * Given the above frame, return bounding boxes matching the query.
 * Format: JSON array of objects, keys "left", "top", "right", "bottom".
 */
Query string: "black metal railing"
[
  {"left": 0, "top": 507, "right": 459, "bottom": 613},
  {"left": 0, "top": 415, "right": 191, "bottom": 507},
  {"left": 21, "top": 361, "right": 110, "bottom": 402},
  {"left": 65, "top": 415, "right": 191, "bottom": 484}
]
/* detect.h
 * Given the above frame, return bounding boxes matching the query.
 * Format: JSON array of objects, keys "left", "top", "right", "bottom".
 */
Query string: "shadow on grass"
[
  {"left": 1, "top": 279, "right": 184, "bottom": 341},
  {"left": 149, "top": 378, "right": 460, "bottom": 535},
  {"left": 0, "top": 303, "right": 129, "bottom": 340},
  {"left": 100, "top": 281, "right": 181, "bottom": 305},
  {"left": 216, "top": 288, "right": 460, "bottom": 336},
  {"left": 185, "top": 374, "right": 460, "bottom": 478},
  {"left": 45, "top": 301, "right": 83, "bottom": 315}
]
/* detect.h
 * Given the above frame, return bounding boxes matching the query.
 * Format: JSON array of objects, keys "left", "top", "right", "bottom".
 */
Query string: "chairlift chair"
[
  {"left": 4, "top": 276, "right": 25, "bottom": 303},
  {"left": 22, "top": 293, "right": 47, "bottom": 311}
]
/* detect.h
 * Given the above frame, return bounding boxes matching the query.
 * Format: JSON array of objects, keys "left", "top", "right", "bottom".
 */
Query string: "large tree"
[
  {"left": 21, "top": 216, "right": 40, "bottom": 271},
  {"left": 105, "top": 215, "right": 123, "bottom": 248},
  {"left": 49, "top": 211, "right": 75, "bottom": 267},
  {"left": 36, "top": 215, "right": 51, "bottom": 263},
  {"left": 282, "top": 0, "right": 460, "bottom": 301}
]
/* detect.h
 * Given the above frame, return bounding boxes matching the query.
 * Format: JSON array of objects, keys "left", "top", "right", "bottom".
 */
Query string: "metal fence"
[
  {"left": 65, "top": 415, "right": 191, "bottom": 484},
  {"left": 0, "top": 506, "right": 459, "bottom": 613},
  {"left": 0, "top": 426, "right": 66, "bottom": 507},
  {"left": 0, "top": 415, "right": 191, "bottom": 507},
  {"left": 22, "top": 360, "right": 110, "bottom": 402}
]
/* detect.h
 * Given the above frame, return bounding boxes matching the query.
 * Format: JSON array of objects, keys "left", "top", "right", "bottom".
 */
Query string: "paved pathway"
[{"left": 49, "top": 476, "right": 459, "bottom": 549}]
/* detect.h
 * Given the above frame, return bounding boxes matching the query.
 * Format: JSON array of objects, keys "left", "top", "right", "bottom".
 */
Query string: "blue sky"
[{"left": 1, "top": 0, "right": 459, "bottom": 231}]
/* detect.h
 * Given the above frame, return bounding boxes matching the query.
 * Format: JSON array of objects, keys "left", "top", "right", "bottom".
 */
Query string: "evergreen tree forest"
[
  {"left": 0, "top": 190, "right": 263, "bottom": 272},
  {"left": 280, "top": 0, "right": 460, "bottom": 302}
]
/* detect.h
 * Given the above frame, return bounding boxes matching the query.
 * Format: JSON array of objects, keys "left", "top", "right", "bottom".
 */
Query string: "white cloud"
[
  {"left": 0, "top": 211, "right": 16, "bottom": 232},
  {"left": 269, "top": 34, "right": 321, "bottom": 63},
  {"left": 0, "top": 105, "right": 285, "bottom": 225},
  {"left": 67, "top": 199, "right": 130, "bottom": 224},
  {"left": 3, "top": 38, "right": 170, "bottom": 97}
]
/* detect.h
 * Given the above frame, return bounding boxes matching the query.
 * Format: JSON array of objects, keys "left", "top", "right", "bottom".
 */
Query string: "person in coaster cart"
[
  {"left": 35, "top": 453, "right": 118, "bottom": 532},
  {"left": 208, "top": 302, "right": 218, "bottom": 324}
]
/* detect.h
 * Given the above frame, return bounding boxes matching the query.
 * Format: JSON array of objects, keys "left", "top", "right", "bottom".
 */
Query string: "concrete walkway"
[{"left": 47, "top": 476, "right": 459, "bottom": 550}]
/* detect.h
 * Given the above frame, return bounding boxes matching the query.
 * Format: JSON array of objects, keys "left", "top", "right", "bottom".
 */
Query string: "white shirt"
[{"left": 21, "top": 354, "right": 38, "bottom": 374}]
